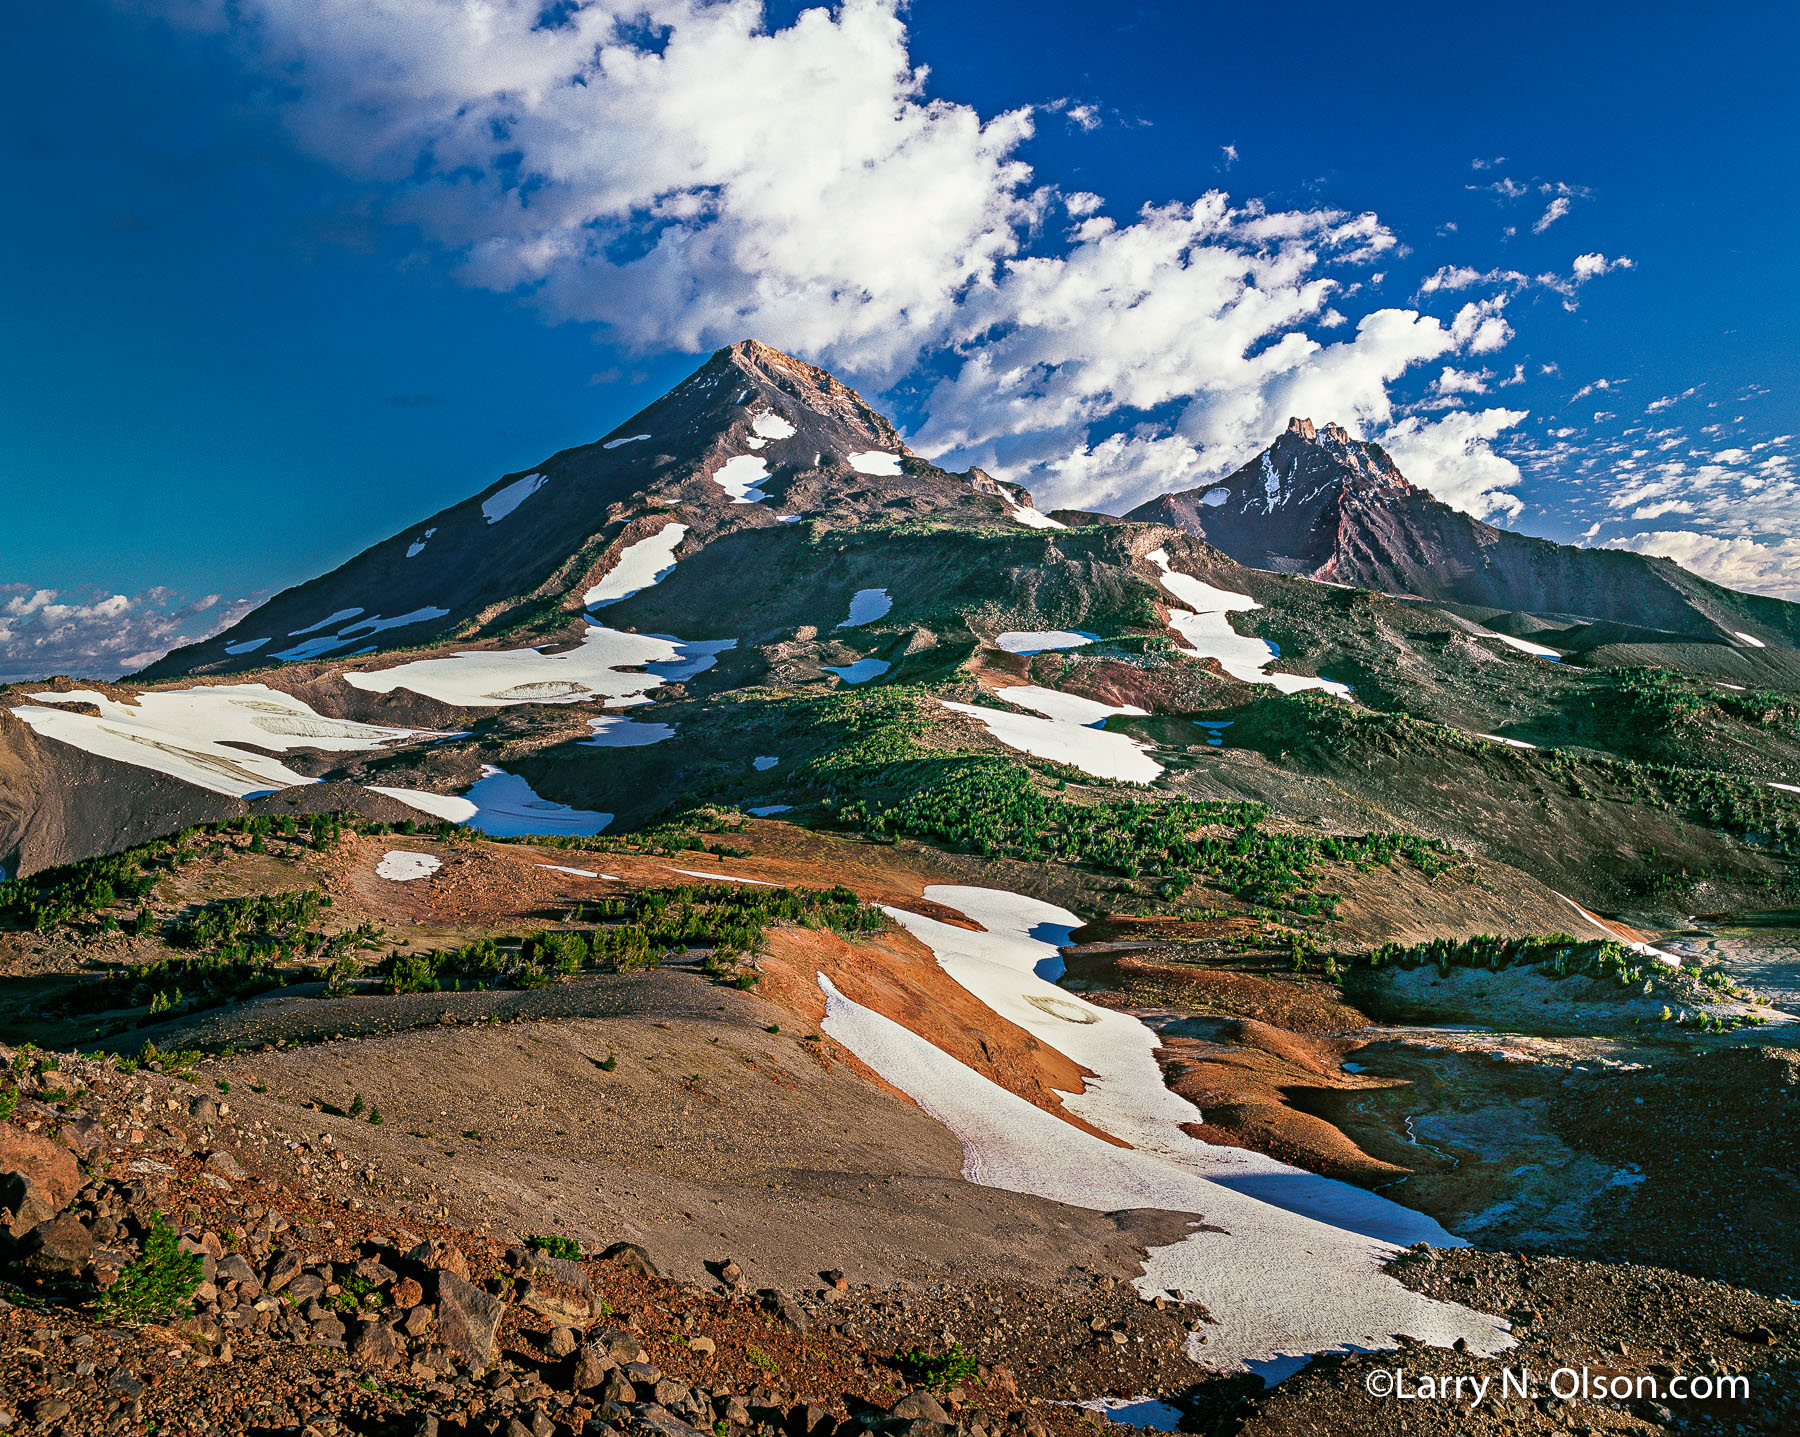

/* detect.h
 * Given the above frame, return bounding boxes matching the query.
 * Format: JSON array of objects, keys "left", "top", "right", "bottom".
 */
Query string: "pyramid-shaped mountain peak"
[{"left": 139, "top": 342, "right": 1041, "bottom": 679}]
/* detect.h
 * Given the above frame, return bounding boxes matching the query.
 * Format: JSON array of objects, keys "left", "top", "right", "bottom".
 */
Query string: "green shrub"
[
  {"left": 526, "top": 1234, "right": 582, "bottom": 1261},
  {"left": 93, "top": 1212, "right": 203, "bottom": 1323},
  {"left": 897, "top": 1343, "right": 979, "bottom": 1392}
]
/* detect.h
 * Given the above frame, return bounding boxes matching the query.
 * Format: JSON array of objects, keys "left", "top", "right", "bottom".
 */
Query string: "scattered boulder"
[
  {"left": 546, "top": 1325, "right": 579, "bottom": 1359},
  {"left": 392, "top": 1275, "right": 424, "bottom": 1309},
  {"left": 350, "top": 1318, "right": 406, "bottom": 1368},
  {"left": 13, "top": 1214, "right": 94, "bottom": 1280},
  {"left": 758, "top": 1288, "right": 808, "bottom": 1334},
  {"left": 888, "top": 1393, "right": 951, "bottom": 1426},
  {"left": 205, "top": 1149, "right": 247, "bottom": 1183},
  {"left": 0, "top": 1172, "right": 59, "bottom": 1239},
  {"left": 434, "top": 1269, "right": 505, "bottom": 1370},
  {"left": 588, "top": 1328, "right": 648, "bottom": 1365},
  {"left": 263, "top": 1250, "right": 304, "bottom": 1293},
  {"left": 0, "top": 1129, "right": 81, "bottom": 1211},
  {"left": 600, "top": 1241, "right": 659, "bottom": 1278}
]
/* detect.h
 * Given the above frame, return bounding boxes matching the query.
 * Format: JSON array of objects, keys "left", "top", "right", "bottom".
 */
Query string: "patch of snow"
[
  {"left": 943, "top": 695, "right": 1160, "bottom": 785},
  {"left": 824, "top": 658, "right": 890, "bottom": 684},
  {"left": 603, "top": 434, "right": 651, "bottom": 449},
  {"left": 993, "top": 684, "right": 1148, "bottom": 727},
  {"left": 1007, "top": 504, "right": 1067, "bottom": 530},
  {"left": 12, "top": 685, "right": 431, "bottom": 798},
  {"left": 376, "top": 850, "right": 441, "bottom": 882},
  {"left": 1477, "top": 733, "right": 1538, "bottom": 749},
  {"left": 994, "top": 630, "right": 1097, "bottom": 655},
  {"left": 405, "top": 527, "right": 437, "bottom": 559},
  {"left": 753, "top": 755, "right": 779, "bottom": 771},
  {"left": 1201, "top": 488, "right": 1231, "bottom": 508},
  {"left": 461, "top": 765, "right": 611, "bottom": 836},
  {"left": 712, "top": 454, "right": 770, "bottom": 503},
  {"left": 344, "top": 625, "right": 735, "bottom": 707},
  {"left": 368, "top": 786, "right": 480, "bottom": 824},
  {"left": 838, "top": 588, "right": 893, "bottom": 628},
  {"left": 847, "top": 450, "right": 903, "bottom": 476},
  {"left": 1146, "top": 548, "right": 1352, "bottom": 698},
  {"left": 1074, "top": 1399, "right": 1185, "bottom": 1431},
  {"left": 666, "top": 868, "right": 777, "bottom": 886},
  {"left": 583, "top": 716, "right": 677, "bottom": 747},
  {"left": 1261, "top": 453, "right": 1282, "bottom": 512},
  {"left": 289, "top": 608, "right": 363, "bottom": 637},
  {"left": 752, "top": 412, "right": 797, "bottom": 439},
  {"left": 273, "top": 607, "right": 451, "bottom": 662},
  {"left": 777, "top": 515, "right": 801, "bottom": 524},
  {"left": 746, "top": 436, "right": 766, "bottom": 450},
  {"left": 1736, "top": 631, "right": 1767, "bottom": 648},
  {"left": 537, "top": 863, "right": 614, "bottom": 879},
  {"left": 1555, "top": 893, "right": 1681, "bottom": 968},
  {"left": 1770, "top": 782, "right": 1800, "bottom": 794},
  {"left": 224, "top": 637, "right": 269, "bottom": 655},
  {"left": 745, "top": 805, "right": 792, "bottom": 817},
  {"left": 482, "top": 472, "right": 547, "bottom": 524},
  {"left": 584, "top": 522, "right": 688, "bottom": 608},
  {"left": 820, "top": 891, "right": 1509, "bottom": 1375},
  {"left": 1476, "top": 631, "right": 1561, "bottom": 660}
]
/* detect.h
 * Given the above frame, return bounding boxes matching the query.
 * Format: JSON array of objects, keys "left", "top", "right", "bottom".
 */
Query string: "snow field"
[
  {"left": 712, "top": 455, "right": 770, "bottom": 503},
  {"left": 1475, "top": 631, "right": 1562, "bottom": 660},
  {"left": 583, "top": 716, "right": 677, "bottom": 747},
  {"left": 1145, "top": 549, "right": 1351, "bottom": 698},
  {"left": 376, "top": 851, "right": 440, "bottom": 882},
  {"left": 823, "top": 658, "right": 890, "bottom": 684},
  {"left": 224, "top": 638, "right": 269, "bottom": 655},
  {"left": 745, "top": 804, "right": 792, "bottom": 817},
  {"left": 584, "top": 522, "right": 688, "bottom": 608},
  {"left": 1736, "top": 632, "right": 1767, "bottom": 648},
  {"left": 603, "top": 434, "right": 651, "bottom": 449},
  {"left": 1477, "top": 733, "right": 1538, "bottom": 749},
  {"left": 459, "top": 766, "right": 611, "bottom": 836},
  {"left": 1007, "top": 504, "right": 1066, "bottom": 530},
  {"left": 752, "top": 412, "right": 797, "bottom": 439},
  {"left": 753, "top": 756, "right": 779, "bottom": 770},
  {"left": 274, "top": 606, "right": 450, "bottom": 662},
  {"left": 368, "top": 787, "right": 480, "bottom": 824},
  {"left": 12, "top": 686, "right": 433, "bottom": 799},
  {"left": 482, "top": 473, "right": 547, "bottom": 524},
  {"left": 344, "top": 625, "right": 734, "bottom": 707},
  {"left": 819, "top": 940, "right": 1508, "bottom": 1374},
  {"left": 941, "top": 686, "right": 1159, "bottom": 784},
  {"left": 405, "top": 527, "right": 437, "bottom": 559},
  {"left": 666, "top": 868, "right": 777, "bottom": 885},
  {"left": 838, "top": 588, "right": 892, "bottom": 628},
  {"left": 994, "top": 630, "right": 1097, "bottom": 655},
  {"left": 847, "top": 450, "right": 903, "bottom": 476}
]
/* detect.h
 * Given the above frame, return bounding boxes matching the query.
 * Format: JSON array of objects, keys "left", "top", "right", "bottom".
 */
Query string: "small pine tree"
[{"left": 95, "top": 1211, "right": 203, "bottom": 1323}]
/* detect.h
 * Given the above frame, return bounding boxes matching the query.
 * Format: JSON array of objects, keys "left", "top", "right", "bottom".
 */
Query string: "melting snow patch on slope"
[
  {"left": 746, "top": 804, "right": 791, "bottom": 817},
  {"left": 224, "top": 637, "right": 269, "bottom": 655},
  {"left": 603, "top": 434, "right": 651, "bottom": 449},
  {"left": 667, "top": 868, "right": 778, "bottom": 886},
  {"left": 1736, "top": 631, "right": 1767, "bottom": 648},
  {"left": 1074, "top": 1400, "right": 1184, "bottom": 1431},
  {"left": 838, "top": 588, "right": 892, "bottom": 628},
  {"left": 824, "top": 658, "right": 891, "bottom": 684},
  {"left": 367, "top": 787, "right": 480, "bottom": 824},
  {"left": 273, "top": 607, "right": 450, "bottom": 662},
  {"left": 847, "top": 451, "right": 903, "bottom": 476},
  {"left": 712, "top": 455, "right": 770, "bottom": 503},
  {"left": 752, "top": 412, "right": 797, "bottom": 439},
  {"left": 753, "top": 755, "right": 779, "bottom": 770},
  {"left": 1201, "top": 488, "right": 1231, "bottom": 507},
  {"left": 1146, "top": 549, "right": 1351, "bottom": 698},
  {"left": 942, "top": 688, "right": 1159, "bottom": 784},
  {"left": 1007, "top": 504, "right": 1067, "bottom": 530},
  {"left": 1556, "top": 893, "right": 1681, "bottom": 968},
  {"left": 1476, "top": 631, "right": 1561, "bottom": 660},
  {"left": 1771, "top": 782, "right": 1800, "bottom": 795},
  {"left": 1478, "top": 733, "right": 1538, "bottom": 749},
  {"left": 483, "top": 473, "right": 547, "bottom": 524},
  {"left": 406, "top": 527, "right": 437, "bottom": 559},
  {"left": 11, "top": 686, "right": 432, "bottom": 798},
  {"left": 819, "top": 899, "right": 1509, "bottom": 1376},
  {"left": 461, "top": 766, "right": 611, "bottom": 836},
  {"left": 583, "top": 716, "right": 677, "bottom": 747},
  {"left": 344, "top": 625, "right": 734, "bottom": 707},
  {"left": 376, "top": 851, "right": 440, "bottom": 882},
  {"left": 290, "top": 608, "right": 363, "bottom": 637},
  {"left": 994, "top": 630, "right": 1097, "bottom": 655},
  {"left": 584, "top": 522, "right": 688, "bottom": 608}
]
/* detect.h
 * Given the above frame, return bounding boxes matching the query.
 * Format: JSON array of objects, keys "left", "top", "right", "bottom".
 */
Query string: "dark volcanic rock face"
[{"left": 1128, "top": 416, "right": 1800, "bottom": 647}]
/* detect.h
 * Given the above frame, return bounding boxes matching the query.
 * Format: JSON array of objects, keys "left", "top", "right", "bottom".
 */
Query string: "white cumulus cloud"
[{"left": 0, "top": 587, "right": 257, "bottom": 684}]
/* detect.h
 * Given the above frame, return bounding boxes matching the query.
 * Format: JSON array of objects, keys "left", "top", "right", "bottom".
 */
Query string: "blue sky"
[{"left": 3, "top": 0, "right": 1796, "bottom": 677}]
